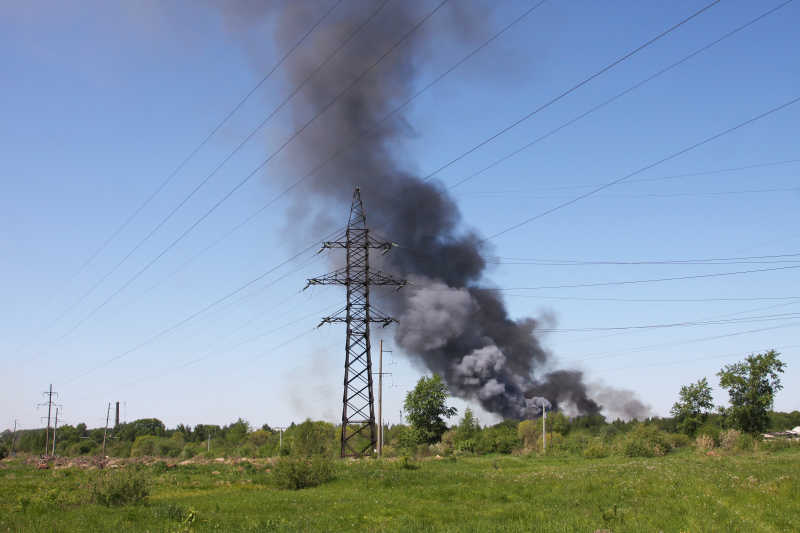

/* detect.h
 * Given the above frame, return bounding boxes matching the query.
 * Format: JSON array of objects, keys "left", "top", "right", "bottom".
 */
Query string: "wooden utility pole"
[
  {"left": 101, "top": 403, "right": 111, "bottom": 457},
  {"left": 542, "top": 405, "right": 547, "bottom": 454},
  {"left": 274, "top": 427, "right": 286, "bottom": 452},
  {"left": 11, "top": 420, "right": 17, "bottom": 456},
  {"left": 37, "top": 384, "right": 59, "bottom": 456},
  {"left": 52, "top": 408, "right": 59, "bottom": 456},
  {"left": 378, "top": 340, "right": 383, "bottom": 456},
  {"left": 115, "top": 401, "right": 120, "bottom": 428},
  {"left": 375, "top": 340, "right": 393, "bottom": 457}
]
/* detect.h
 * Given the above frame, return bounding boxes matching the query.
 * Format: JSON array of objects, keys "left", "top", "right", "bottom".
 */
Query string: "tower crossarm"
[
  {"left": 304, "top": 268, "right": 406, "bottom": 290},
  {"left": 321, "top": 235, "right": 395, "bottom": 253}
]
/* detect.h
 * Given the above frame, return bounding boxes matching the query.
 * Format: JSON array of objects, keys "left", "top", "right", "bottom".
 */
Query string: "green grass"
[{"left": 2, "top": 449, "right": 799, "bottom": 532}]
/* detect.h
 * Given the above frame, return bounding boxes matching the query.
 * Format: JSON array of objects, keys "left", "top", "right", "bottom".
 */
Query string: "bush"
[
  {"left": 156, "top": 439, "right": 181, "bottom": 458},
  {"left": 761, "top": 438, "right": 797, "bottom": 452},
  {"left": 89, "top": 468, "right": 150, "bottom": 506},
  {"left": 719, "top": 429, "right": 741, "bottom": 450},
  {"left": 668, "top": 433, "right": 691, "bottom": 449},
  {"left": 583, "top": 439, "right": 609, "bottom": 459},
  {"left": 235, "top": 444, "right": 256, "bottom": 458},
  {"left": 131, "top": 436, "right": 157, "bottom": 457},
  {"left": 400, "top": 456, "right": 420, "bottom": 470},
  {"left": 695, "top": 434, "right": 715, "bottom": 452},
  {"left": 696, "top": 423, "right": 721, "bottom": 445},
  {"left": 181, "top": 443, "right": 199, "bottom": 459},
  {"left": 272, "top": 455, "right": 334, "bottom": 490},
  {"left": 517, "top": 420, "right": 540, "bottom": 450},
  {"left": 620, "top": 425, "right": 672, "bottom": 457},
  {"left": 735, "top": 433, "right": 755, "bottom": 451},
  {"left": 68, "top": 441, "right": 96, "bottom": 456}
]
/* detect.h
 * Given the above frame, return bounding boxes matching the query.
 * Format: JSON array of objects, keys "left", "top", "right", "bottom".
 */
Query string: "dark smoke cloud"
[{"left": 220, "top": 1, "right": 641, "bottom": 418}]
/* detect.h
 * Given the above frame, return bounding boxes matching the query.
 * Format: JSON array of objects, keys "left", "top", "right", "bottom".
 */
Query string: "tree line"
[{"left": 1, "top": 350, "right": 795, "bottom": 460}]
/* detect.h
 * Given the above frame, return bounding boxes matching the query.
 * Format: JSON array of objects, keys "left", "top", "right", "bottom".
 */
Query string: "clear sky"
[{"left": 1, "top": 0, "right": 798, "bottom": 432}]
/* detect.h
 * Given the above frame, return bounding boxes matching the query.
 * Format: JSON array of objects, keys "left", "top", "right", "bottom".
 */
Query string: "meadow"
[{"left": 2, "top": 447, "right": 799, "bottom": 532}]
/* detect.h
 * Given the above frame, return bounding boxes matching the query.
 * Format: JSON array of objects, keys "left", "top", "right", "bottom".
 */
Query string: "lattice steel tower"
[{"left": 306, "top": 187, "right": 406, "bottom": 457}]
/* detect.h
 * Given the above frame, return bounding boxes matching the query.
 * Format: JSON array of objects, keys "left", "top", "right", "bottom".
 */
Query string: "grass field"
[{"left": 2, "top": 449, "right": 799, "bottom": 532}]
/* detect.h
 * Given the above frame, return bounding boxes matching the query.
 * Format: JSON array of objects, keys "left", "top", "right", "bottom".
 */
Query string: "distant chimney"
[{"left": 115, "top": 401, "right": 120, "bottom": 427}]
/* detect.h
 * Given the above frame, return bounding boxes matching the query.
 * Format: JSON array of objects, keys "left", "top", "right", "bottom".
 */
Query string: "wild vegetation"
[{"left": 1, "top": 350, "right": 797, "bottom": 531}]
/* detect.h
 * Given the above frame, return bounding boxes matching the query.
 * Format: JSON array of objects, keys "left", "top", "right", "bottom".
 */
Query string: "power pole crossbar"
[{"left": 306, "top": 187, "right": 406, "bottom": 458}]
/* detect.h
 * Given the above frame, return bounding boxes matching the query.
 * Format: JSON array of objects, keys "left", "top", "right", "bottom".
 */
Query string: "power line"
[
  {"left": 484, "top": 95, "right": 800, "bottom": 242},
  {"left": 485, "top": 264, "right": 800, "bottom": 291},
  {"left": 78, "top": 305, "right": 337, "bottom": 402},
  {"left": 62, "top": 233, "right": 336, "bottom": 385},
  {"left": 460, "top": 157, "right": 800, "bottom": 193},
  {"left": 594, "top": 343, "right": 800, "bottom": 375},
  {"left": 419, "top": 0, "right": 722, "bottom": 183},
  {"left": 489, "top": 251, "right": 800, "bottom": 266},
  {"left": 19, "top": 1, "right": 344, "bottom": 348},
  {"left": 461, "top": 186, "right": 799, "bottom": 199},
  {"left": 535, "top": 311, "right": 800, "bottom": 333},
  {"left": 548, "top": 299, "right": 800, "bottom": 347},
  {"left": 28, "top": 0, "right": 398, "bottom": 353},
  {"left": 85, "top": 1, "right": 546, "bottom": 330},
  {"left": 563, "top": 321, "right": 800, "bottom": 364},
  {"left": 504, "top": 294, "right": 800, "bottom": 303},
  {"left": 448, "top": 1, "right": 794, "bottom": 190}
]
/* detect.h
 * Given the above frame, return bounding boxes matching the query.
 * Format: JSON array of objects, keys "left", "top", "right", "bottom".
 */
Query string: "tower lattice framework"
[{"left": 306, "top": 188, "right": 406, "bottom": 457}]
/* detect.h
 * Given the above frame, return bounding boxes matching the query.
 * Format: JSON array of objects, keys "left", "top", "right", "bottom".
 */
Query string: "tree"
[
  {"left": 670, "top": 377, "right": 714, "bottom": 436},
  {"left": 455, "top": 408, "right": 480, "bottom": 441},
  {"left": 718, "top": 350, "right": 786, "bottom": 434},
  {"left": 404, "top": 374, "right": 457, "bottom": 444}
]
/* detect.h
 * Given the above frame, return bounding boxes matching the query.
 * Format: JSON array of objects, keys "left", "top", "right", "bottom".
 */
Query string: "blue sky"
[{"left": 1, "top": 0, "right": 798, "bottom": 432}]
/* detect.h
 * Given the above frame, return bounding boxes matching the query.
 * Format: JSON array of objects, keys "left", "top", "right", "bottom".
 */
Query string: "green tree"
[
  {"left": 455, "top": 408, "right": 480, "bottom": 440},
  {"left": 404, "top": 374, "right": 457, "bottom": 444},
  {"left": 718, "top": 350, "right": 786, "bottom": 434},
  {"left": 670, "top": 377, "right": 714, "bottom": 436}
]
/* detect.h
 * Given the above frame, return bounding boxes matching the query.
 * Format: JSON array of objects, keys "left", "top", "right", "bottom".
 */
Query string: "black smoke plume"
[{"left": 222, "top": 1, "right": 641, "bottom": 418}]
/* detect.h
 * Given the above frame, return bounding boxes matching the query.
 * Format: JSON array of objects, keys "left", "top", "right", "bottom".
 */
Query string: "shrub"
[
  {"left": 696, "top": 423, "right": 721, "bottom": 445},
  {"left": 668, "top": 433, "right": 691, "bottom": 449},
  {"left": 68, "top": 441, "right": 96, "bottom": 456},
  {"left": 401, "top": 456, "right": 420, "bottom": 470},
  {"left": 395, "top": 426, "right": 421, "bottom": 454},
  {"left": 719, "top": 429, "right": 742, "bottom": 450},
  {"left": 89, "top": 468, "right": 150, "bottom": 506},
  {"left": 272, "top": 455, "right": 334, "bottom": 490},
  {"left": 381, "top": 445, "right": 397, "bottom": 457},
  {"left": 695, "top": 434, "right": 715, "bottom": 452},
  {"left": 761, "top": 438, "right": 796, "bottom": 452},
  {"left": 156, "top": 439, "right": 181, "bottom": 458},
  {"left": 558, "top": 432, "right": 590, "bottom": 455},
  {"left": 131, "top": 435, "right": 157, "bottom": 457},
  {"left": 517, "top": 420, "right": 540, "bottom": 450},
  {"left": 620, "top": 425, "right": 672, "bottom": 458},
  {"left": 235, "top": 444, "right": 256, "bottom": 458},
  {"left": 181, "top": 443, "right": 198, "bottom": 459},
  {"left": 735, "top": 433, "right": 754, "bottom": 451},
  {"left": 583, "top": 439, "right": 609, "bottom": 459}
]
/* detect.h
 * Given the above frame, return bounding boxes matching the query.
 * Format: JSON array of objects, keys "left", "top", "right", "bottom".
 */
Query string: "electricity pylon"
[{"left": 306, "top": 187, "right": 406, "bottom": 457}]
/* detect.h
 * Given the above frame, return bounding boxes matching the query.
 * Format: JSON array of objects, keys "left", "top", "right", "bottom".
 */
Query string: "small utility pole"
[
  {"left": 207, "top": 432, "right": 211, "bottom": 452},
  {"left": 378, "top": 340, "right": 383, "bottom": 456},
  {"left": 115, "top": 401, "right": 120, "bottom": 428},
  {"left": 101, "top": 403, "right": 111, "bottom": 457},
  {"left": 52, "top": 408, "right": 59, "bottom": 456},
  {"left": 37, "top": 384, "right": 59, "bottom": 456},
  {"left": 275, "top": 427, "right": 286, "bottom": 452},
  {"left": 542, "top": 405, "right": 547, "bottom": 454},
  {"left": 375, "top": 340, "right": 393, "bottom": 457},
  {"left": 11, "top": 420, "right": 18, "bottom": 456}
]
